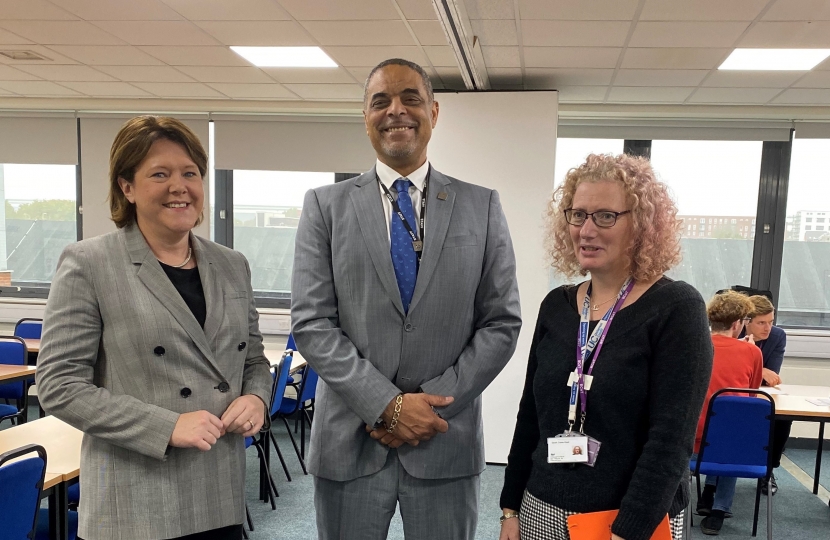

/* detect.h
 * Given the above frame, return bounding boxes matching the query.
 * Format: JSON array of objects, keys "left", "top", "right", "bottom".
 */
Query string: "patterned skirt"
[{"left": 519, "top": 490, "right": 685, "bottom": 540}]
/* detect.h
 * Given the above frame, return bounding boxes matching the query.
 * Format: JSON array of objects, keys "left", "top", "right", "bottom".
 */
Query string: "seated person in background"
[
  {"left": 695, "top": 290, "right": 763, "bottom": 536},
  {"left": 744, "top": 294, "right": 789, "bottom": 495}
]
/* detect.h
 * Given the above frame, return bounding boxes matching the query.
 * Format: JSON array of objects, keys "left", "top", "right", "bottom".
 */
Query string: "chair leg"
[
  {"left": 766, "top": 478, "right": 772, "bottom": 540},
  {"left": 300, "top": 409, "right": 306, "bottom": 460},
  {"left": 246, "top": 503, "right": 254, "bottom": 532},
  {"left": 281, "top": 417, "right": 308, "bottom": 475},
  {"left": 242, "top": 527, "right": 248, "bottom": 539},
  {"left": 269, "top": 431, "right": 293, "bottom": 482},
  {"left": 253, "top": 441, "right": 279, "bottom": 509},
  {"left": 688, "top": 474, "right": 695, "bottom": 530},
  {"left": 752, "top": 479, "right": 762, "bottom": 537}
]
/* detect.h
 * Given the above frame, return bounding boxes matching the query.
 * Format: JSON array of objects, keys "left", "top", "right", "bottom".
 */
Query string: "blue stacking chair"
[
  {"left": 36, "top": 508, "right": 78, "bottom": 540},
  {"left": 14, "top": 318, "right": 43, "bottom": 339},
  {"left": 0, "top": 336, "right": 30, "bottom": 426},
  {"left": 0, "top": 443, "right": 47, "bottom": 540},
  {"left": 246, "top": 425, "right": 279, "bottom": 510},
  {"left": 267, "top": 352, "right": 297, "bottom": 479},
  {"left": 691, "top": 388, "right": 775, "bottom": 539},
  {"left": 285, "top": 334, "right": 301, "bottom": 389},
  {"left": 277, "top": 364, "right": 318, "bottom": 473}
]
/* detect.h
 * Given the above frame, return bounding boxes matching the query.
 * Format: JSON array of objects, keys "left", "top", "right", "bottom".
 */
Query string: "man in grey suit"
[{"left": 291, "top": 58, "right": 522, "bottom": 539}]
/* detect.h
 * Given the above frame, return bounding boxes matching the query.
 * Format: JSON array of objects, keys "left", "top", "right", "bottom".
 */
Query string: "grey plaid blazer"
[
  {"left": 36, "top": 222, "right": 272, "bottom": 540},
  {"left": 291, "top": 167, "right": 522, "bottom": 482}
]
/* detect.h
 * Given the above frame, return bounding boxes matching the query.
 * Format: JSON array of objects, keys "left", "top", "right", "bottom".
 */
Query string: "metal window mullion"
[
  {"left": 214, "top": 169, "right": 233, "bottom": 248},
  {"left": 76, "top": 118, "right": 83, "bottom": 241}
]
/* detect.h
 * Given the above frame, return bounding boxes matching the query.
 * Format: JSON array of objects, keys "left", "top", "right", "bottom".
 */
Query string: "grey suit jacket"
[
  {"left": 36, "top": 222, "right": 273, "bottom": 540},
  {"left": 291, "top": 167, "right": 522, "bottom": 482}
]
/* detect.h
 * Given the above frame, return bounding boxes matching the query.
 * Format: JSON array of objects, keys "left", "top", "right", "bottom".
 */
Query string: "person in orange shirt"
[{"left": 694, "top": 290, "right": 763, "bottom": 535}]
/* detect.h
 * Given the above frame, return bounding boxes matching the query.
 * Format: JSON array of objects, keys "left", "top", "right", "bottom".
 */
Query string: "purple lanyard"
[{"left": 570, "top": 277, "right": 634, "bottom": 431}]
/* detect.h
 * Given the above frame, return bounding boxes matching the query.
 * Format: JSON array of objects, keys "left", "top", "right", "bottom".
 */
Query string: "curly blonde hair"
[
  {"left": 546, "top": 153, "right": 682, "bottom": 282},
  {"left": 708, "top": 290, "right": 754, "bottom": 332}
]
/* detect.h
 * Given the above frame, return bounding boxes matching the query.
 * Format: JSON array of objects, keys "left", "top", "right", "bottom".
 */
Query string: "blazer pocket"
[{"left": 442, "top": 234, "right": 478, "bottom": 248}]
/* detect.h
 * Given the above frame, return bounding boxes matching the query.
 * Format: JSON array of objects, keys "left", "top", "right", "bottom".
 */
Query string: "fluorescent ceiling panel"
[
  {"left": 230, "top": 46, "right": 337, "bottom": 67},
  {"left": 719, "top": 48, "right": 830, "bottom": 70}
]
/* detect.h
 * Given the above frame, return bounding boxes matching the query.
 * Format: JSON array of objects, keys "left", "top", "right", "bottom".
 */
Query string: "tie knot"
[{"left": 392, "top": 178, "right": 413, "bottom": 194}]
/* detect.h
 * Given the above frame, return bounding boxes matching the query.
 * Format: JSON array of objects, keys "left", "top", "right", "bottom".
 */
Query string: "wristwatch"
[{"left": 499, "top": 511, "right": 519, "bottom": 524}]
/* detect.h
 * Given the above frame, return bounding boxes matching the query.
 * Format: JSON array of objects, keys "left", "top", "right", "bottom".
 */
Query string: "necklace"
[
  {"left": 162, "top": 247, "right": 192, "bottom": 269},
  {"left": 591, "top": 296, "right": 617, "bottom": 311}
]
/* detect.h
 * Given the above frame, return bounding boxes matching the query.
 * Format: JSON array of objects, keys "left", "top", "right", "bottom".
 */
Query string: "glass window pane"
[
  {"left": 779, "top": 139, "right": 830, "bottom": 328},
  {"left": 651, "top": 140, "right": 763, "bottom": 300},
  {"left": 233, "top": 170, "right": 334, "bottom": 299},
  {"left": 0, "top": 163, "right": 77, "bottom": 287}
]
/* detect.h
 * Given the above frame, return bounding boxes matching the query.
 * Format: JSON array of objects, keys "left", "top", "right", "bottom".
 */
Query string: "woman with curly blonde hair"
[{"left": 500, "top": 154, "right": 714, "bottom": 540}]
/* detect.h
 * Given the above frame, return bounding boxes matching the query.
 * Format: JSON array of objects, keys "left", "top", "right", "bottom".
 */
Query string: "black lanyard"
[{"left": 378, "top": 167, "right": 430, "bottom": 263}]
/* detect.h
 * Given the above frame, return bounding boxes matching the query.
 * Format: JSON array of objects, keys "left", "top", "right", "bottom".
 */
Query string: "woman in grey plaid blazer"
[{"left": 36, "top": 116, "right": 273, "bottom": 540}]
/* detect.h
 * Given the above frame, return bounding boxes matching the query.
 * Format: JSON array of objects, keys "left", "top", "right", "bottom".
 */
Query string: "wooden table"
[
  {"left": 0, "top": 364, "right": 36, "bottom": 384},
  {"left": 24, "top": 338, "right": 40, "bottom": 353},
  {"left": 765, "top": 384, "right": 830, "bottom": 497},
  {"left": 264, "top": 348, "right": 307, "bottom": 374},
  {"left": 0, "top": 415, "right": 82, "bottom": 540}
]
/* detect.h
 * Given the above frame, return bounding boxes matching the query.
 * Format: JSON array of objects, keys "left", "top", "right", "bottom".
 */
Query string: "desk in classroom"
[
  {"left": 264, "top": 348, "right": 307, "bottom": 374},
  {"left": 0, "top": 364, "right": 36, "bottom": 384},
  {"left": 764, "top": 384, "right": 830, "bottom": 498},
  {"left": 24, "top": 338, "right": 40, "bottom": 353}
]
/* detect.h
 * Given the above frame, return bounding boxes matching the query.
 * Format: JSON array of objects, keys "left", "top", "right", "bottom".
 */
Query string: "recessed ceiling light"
[
  {"left": 230, "top": 46, "right": 337, "bottom": 68},
  {"left": 719, "top": 49, "right": 830, "bottom": 71}
]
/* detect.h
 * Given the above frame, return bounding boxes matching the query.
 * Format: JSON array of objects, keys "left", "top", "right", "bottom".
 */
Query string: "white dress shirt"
[{"left": 375, "top": 159, "right": 429, "bottom": 243}]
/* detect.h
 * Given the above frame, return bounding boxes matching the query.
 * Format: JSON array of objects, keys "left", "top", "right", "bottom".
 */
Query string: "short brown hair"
[
  {"left": 707, "top": 290, "right": 754, "bottom": 332},
  {"left": 108, "top": 116, "right": 207, "bottom": 229},
  {"left": 748, "top": 295, "right": 775, "bottom": 319}
]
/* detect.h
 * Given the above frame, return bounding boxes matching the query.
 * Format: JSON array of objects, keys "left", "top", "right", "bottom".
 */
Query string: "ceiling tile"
[
  {"left": 0, "top": 45, "right": 79, "bottom": 65},
  {"left": 629, "top": 22, "right": 750, "bottom": 48},
  {"left": 739, "top": 22, "right": 830, "bottom": 48},
  {"left": 688, "top": 87, "right": 781, "bottom": 104},
  {"left": 0, "top": 28, "right": 33, "bottom": 45},
  {"left": 409, "top": 21, "right": 449, "bottom": 46},
  {"left": 464, "top": 0, "right": 514, "bottom": 20},
  {"left": 195, "top": 21, "right": 315, "bottom": 47},
  {"left": 793, "top": 70, "right": 830, "bottom": 88},
  {"left": 161, "top": 0, "right": 292, "bottom": 21},
  {"left": 614, "top": 69, "right": 708, "bottom": 86},
  {"left": 640, "top": 0, "right": 767, "bottom": 21},
  {"left": 518, "top": 0, "right": 639, "bottom": 20},
  {"left": 481, "top": 46, "right": 521, "bottom": 68},
  {"left": 301, "top": 21, "right": 416, "bottom": 46},
  {"left": 703, "top": 70, "right": 803, "bottom": 88},
  {"left": 49, "top": 45, "right": 163, "bottom": 66},
  {"left": 175, "top": 66, "right": 274, "bottom": 83},
  {"left": 282, "top": 83, "right": 364, "bottom": 100},
  {"left": 0, "top": 80, "right": 81, "bottom": 96},
  {"left": 470, "top": 20, "right": 518, "bottom": 46},
  {"left": 607, "top": 86, "right": 695, "bottom": 103},
  {"left": 347, "top": 66, "right": 373, "bottom": 82},
  {"left": 132, "top": 82, "right": 225, "bottom": 98},
  {"left": 434, "top": 65, "right": 465, "bottom": 90},
  {"left": 763, "top": 0, "right": 830, "bottom": 21},
  {"left": 59, "top": 81, "right": 151, "bottom": 97},
  {"left": 0, "top": 21, "right": 125, "bottom": 46},
  {"left": 263, "top": 67, "right": 358, "bottom": 84},
  {"left": 555, "top": 86, "right": 608, "bottom": 102},
  {"left": 0, "top": 0, "right": 78, "bottom": 20},
  {"left": 49, "top": 0, "right": 183, "bottom": 20},
  {"left": 423, "top": 46, "right": 457, "bottom": 67},
  {"left": 206, "top": 83, "right": 298, "bottom": 99},
  {"left": 484, "top": 67, "right": 522, "bottom": 87},
  {"left": 277, "top": 0, "right": 399, "bottom": 20},
  {"left": 0, "top": 87, "right": 13, "bottom": 95},
  {"left": 90, "top": 21, "right": 221, "bottom": 47},
  {"left": 772, "top": 88, "right": 830, "bottom": 104},
  {"left": 140, "top": 46, "right": 251, "bottom": 67},
  {"left": 522, "top": 21, "right": 629, "bottom": 47},
  {"left": 525, "top": 68, "right": 614, "bottom": 87},
  {"left": 92, "top": 65, "right": 193, "bottom": 83},
  {"left": 0, "top": 65, "right": 41, "bottom": 81},
  {"left": 13, "top": 64, "right": 116, "bottom": 82},
  {"left": 396, "top": 0, "right": 438, "bottom": 20},
  {"left": 524, "top": 47, "right": 621, "bottom": 68},
  {"left": 324, "top": 46, "right": 429, "bottom": 67},
  {"left": 621, "top": 48, "right": 729, "bottom": 69}
]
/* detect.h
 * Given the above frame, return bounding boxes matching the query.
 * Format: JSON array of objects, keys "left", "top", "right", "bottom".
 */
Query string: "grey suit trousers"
[{"left": 314, "top": 452, "right": 480, "bottom": 540}]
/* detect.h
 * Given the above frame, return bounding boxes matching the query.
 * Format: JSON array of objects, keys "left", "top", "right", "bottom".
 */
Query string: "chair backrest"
[
  {"left": 14, "top": 318, "right": 43, "bottom": 340},
  {"left": 286, "top": 334, "right": 297, "bottom": 352},
  {"left": 297, "top": 365, "right": 318, "bottom": 404},
  {"left": 0, "top": 444, "right": 47, "bottom": 540},
  {"left": 269, "top": 353, "right": 294, "bottom": 418},
  {"left": 696, "top": 388, "right": 774, "bottom": 470},
  {"left": 0, "top": 336, "right": 28, "bottom": 400}
]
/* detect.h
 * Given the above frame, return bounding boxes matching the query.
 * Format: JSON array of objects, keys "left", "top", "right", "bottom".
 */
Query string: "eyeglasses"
[{"left": 565, "top": 209, "right": 631, "bottom": 228}]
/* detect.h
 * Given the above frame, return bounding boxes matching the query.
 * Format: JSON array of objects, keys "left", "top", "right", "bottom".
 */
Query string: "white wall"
[{"left": 429, "top": 91, "right": 558, "bottom": 463}]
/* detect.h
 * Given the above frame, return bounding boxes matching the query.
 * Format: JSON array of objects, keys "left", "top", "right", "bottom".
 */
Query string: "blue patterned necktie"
[{"left": 390, "top": 178, "right": 418, "bottom": 313}]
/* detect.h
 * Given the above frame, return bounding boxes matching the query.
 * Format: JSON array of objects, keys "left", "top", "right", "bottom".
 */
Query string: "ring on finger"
[{"left": 247, "top": 420, "right": 254, "bottom": 430}]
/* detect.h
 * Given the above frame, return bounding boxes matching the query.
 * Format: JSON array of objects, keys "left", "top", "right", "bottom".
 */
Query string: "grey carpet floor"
[{"left": 782, "top": 447, "right": 830, "bottom": 492}]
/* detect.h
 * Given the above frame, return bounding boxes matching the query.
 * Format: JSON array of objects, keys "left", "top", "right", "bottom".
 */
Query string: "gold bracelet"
[
  {"left": 499, "top": 511, "right": 519, "bottom": 524},
  {"left": 386, "top": 394, "right": 404, "bottom": 433}
]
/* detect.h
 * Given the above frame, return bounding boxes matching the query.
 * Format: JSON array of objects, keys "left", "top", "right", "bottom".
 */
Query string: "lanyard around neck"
[
  {"left": 569, "top": 277, "right": 635, "bottom": 432},
  {"left": 378, "top": 166, "right": 430, "bottom": 263}
]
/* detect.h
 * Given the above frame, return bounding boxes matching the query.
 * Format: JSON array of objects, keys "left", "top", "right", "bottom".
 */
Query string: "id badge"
[
  {"left": 548, "top": 434, "right": 588, "bottom": 463},
  {"left": 551, "top": 431, "right": 602, "bottom": 467}
]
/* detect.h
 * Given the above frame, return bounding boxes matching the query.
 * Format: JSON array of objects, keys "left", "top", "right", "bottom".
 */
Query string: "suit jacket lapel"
[
  {"left": 124, "top": 223, "right": 224, "bottom": 379},
  {"left": 408, "top": 169, "right": 454, "bottom": 314},
  {"left": 350, "top": 169, "right": 406, "bottom": 317},
  {"left": 193, "top": 235, "right": 222, "bottom": 348}
]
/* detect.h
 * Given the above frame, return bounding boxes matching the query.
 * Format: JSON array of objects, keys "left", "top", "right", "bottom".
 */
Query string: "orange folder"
[{"left": 567, "top": 510, "right": 672, "bottom": 540}]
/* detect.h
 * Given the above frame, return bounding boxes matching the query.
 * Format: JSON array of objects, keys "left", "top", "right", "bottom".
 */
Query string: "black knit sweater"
[{"left": 500, "top": 278, "right": 713, "bottom": 540}]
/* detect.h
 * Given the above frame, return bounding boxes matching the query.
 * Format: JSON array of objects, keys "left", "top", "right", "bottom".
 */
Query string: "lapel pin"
[{"left": 437, "top": 192, "right": 448, "bottom": 200}]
